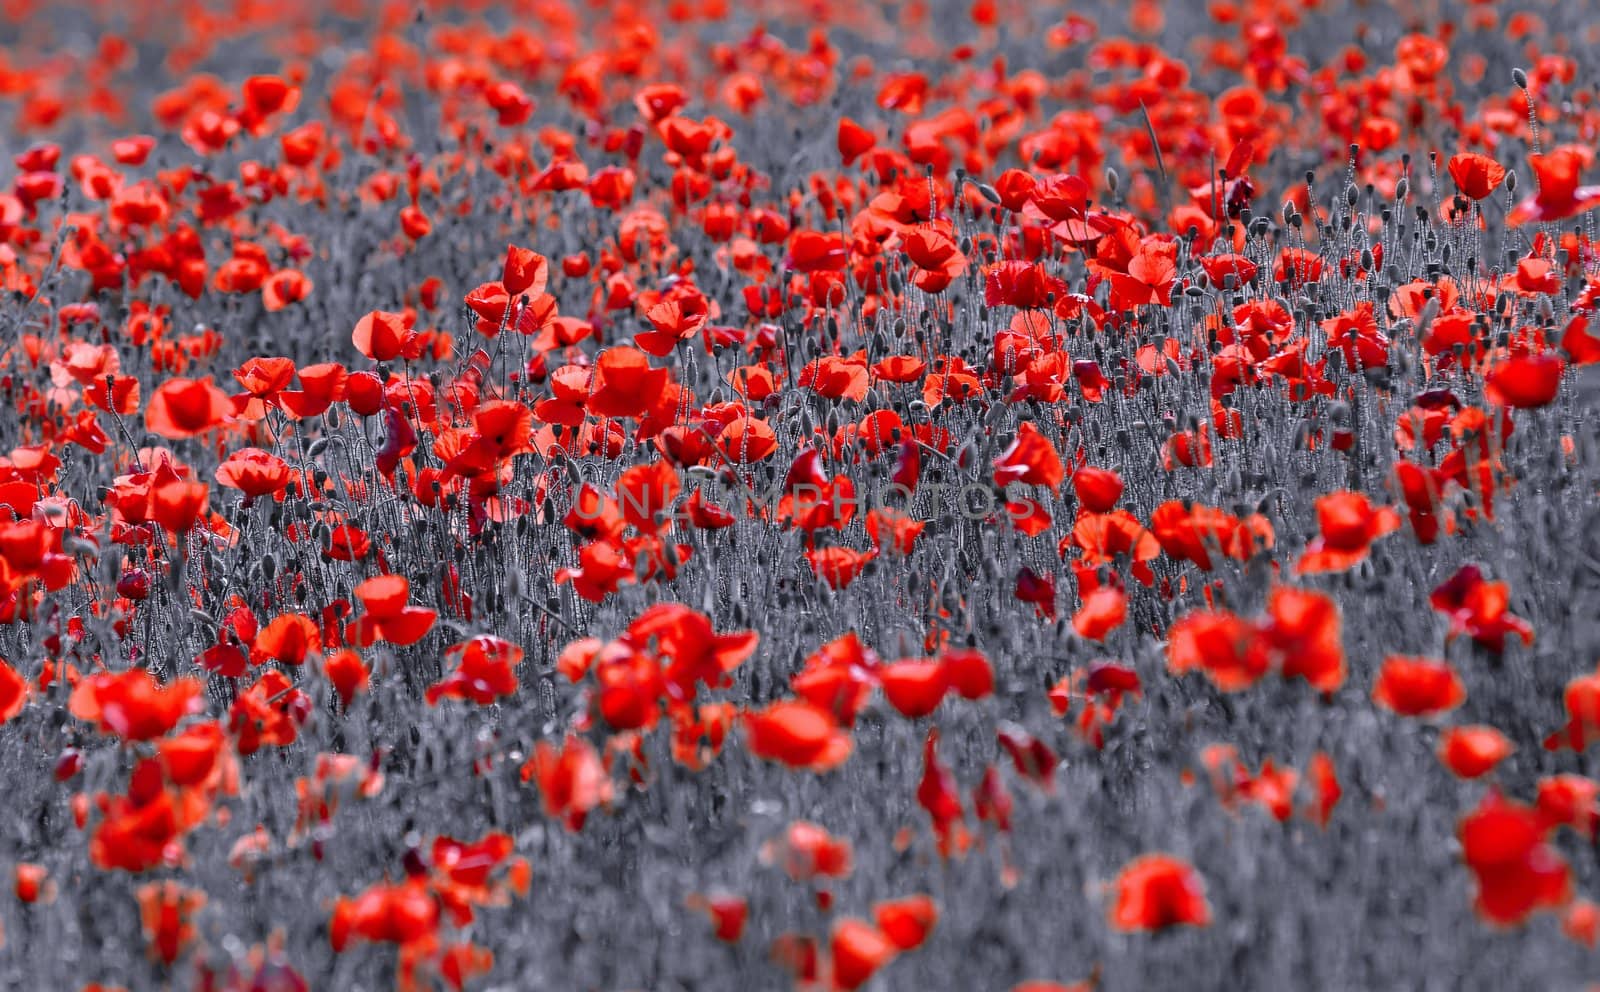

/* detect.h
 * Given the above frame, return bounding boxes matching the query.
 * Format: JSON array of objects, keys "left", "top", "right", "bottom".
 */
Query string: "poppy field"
[{"left": 3, "top": 0, "right": 1600, "bottom": 988}]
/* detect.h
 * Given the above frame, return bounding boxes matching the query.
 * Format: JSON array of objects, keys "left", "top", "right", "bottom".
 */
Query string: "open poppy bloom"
[
  {"left": 330, "top": 879, "right": 439, "bottom": 951},
  {"left": 1507, "top": 148, "right": 1600, "bottom": 225},
  {"left": 1483, "top": 353, "right": 1564, "bottom": 408},
  {"left": 1543, "top": 666, "right": 1600, "bottom": 752},
  {"left": 993, "top": 422, "right": 1065, "bottom": 491},
  {"left": 214, "top": 447, "right": 292, "bottom": 502},
  {"left": 69, "top": 671, "right": 203, "bottom": 741},
  {"left": 277, "top": 362, "right": 348, "bottom": 418},
  {"left": 521, "top": 734, "right": 613, "bottom": 832},
  {"left": 1072, "top": 585, "right": 1127, "bottom": 641},
  {"left": 1536, "top": 775, "right": 1600, "bottom": 837},
  {"left": 761, "top": 820, "right": 854, "bottom": 882},
  {"left": 347, "top": 575, "right": 437, "bottom": 647},
  {"left": 230, "top": 669, "right": 311, "bottom": 754},
  {"left": 1294, "top": 491, "right": 1401, "bottom": 574},
  {"left": 138, "top": 881, "right": 207, "bottom": 965},
  {"left": 1373, "top": 656, "right": 1466, "bottom": 717},
  {"left": 323, "top": 649, "right": 370, "bottom": 705},
  {"left": 1439, "top": 726, "right": 1514, "bottom": 779},
  {"left": 744, "top": 700, "right": 853, "bottom": 772},
  {"left": 145, "top": 378, "right": 232, "bottom": 438},
  {"left": 1447, "top": 152, "right": 1506, "bottom": 200},
  {"left": 0, "top": 658, "right": 27, "bottom": 723},
  {"left": 827, "top": 916, "right": 900, "bottom": 990},
  {"left": 1167, "top": 609, "right": 1268, "bottom": 690},
  {"left": 351, "top": 309, "right": 414, "bottom": 361},
  {"left": 877, "top": 659, "right": 950, "bottom": 718},
  {"left": 807, "top": 546, "right": 876, "bottom": 589},
  {"left": 873, "top": 894, "right": 938, "bottom": 951},
  {"left": 427, "top": 636, "right": 522, "bottom": 706},
  {"left": 1109, "top": 854, "right": 1212, "bottom": 931},
  {"left": 1458, "top": 791, "right": 1572, "bottom": 926},
  {"left": 790, "top": 633, "right": 881, "bottom": 726},
  {"left": 1151, "top": 500, "right": 1273, "bottom": 570},
  {"left": 1429, "top": 565, "right": 1534, "bottom": 653},
  {"left": 251, "top": 613, "right": 321, "bottom": 666}
]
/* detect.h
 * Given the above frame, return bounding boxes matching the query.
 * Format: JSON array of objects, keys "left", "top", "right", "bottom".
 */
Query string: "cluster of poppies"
[{"left": 0, "top": 0, "right": 1599, "bottom": 988}]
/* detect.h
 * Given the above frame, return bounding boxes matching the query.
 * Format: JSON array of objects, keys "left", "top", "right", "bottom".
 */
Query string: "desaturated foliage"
[{"left": 0, "top": 0, "right": 1599, "bottom": 989}]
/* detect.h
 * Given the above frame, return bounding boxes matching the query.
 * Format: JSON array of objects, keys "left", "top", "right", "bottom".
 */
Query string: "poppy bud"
[
  {"left": 117, "top": 569, "right": 151, "bottom": 600},
  {"left": 54, "top": 749, "right": 83, "bottom": 781}
]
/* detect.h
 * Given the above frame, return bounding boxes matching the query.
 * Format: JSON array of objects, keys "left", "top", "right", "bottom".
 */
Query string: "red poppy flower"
[
  {"left": 761, "top": 820, "right": 854, "bottom": 881},
  {"left": 1440, "top": 726, "right": 1514, "bottom": 779},
  {"left": 138, "top": 881, "right": 206, "bottom": 965},
  {"left": 1305, "top": 752, "right": 1342, "bottom": 828},
  {"left": 348, "top": 574, "right": 437, "bottom": 647},
  {"left": 873, "top": 894, "right": 937, "bottom": 951},
  {"left": 427, "top": 636, "right": 522, "bottom": 706},
  {"left": 1543, "top": 666, "right": 1600, "bottom": 752},
  {"left": 214, "top": 447, "right": 291, "bottom": 502},
  {"left": 1372, "top": 656, "right": 1466, "bottom": 717},
  {"left": 252, "top": 613, "right": 321, "bottom": 666},
  {"left": 745, "top": 700, "right": 853, "bottom": 771},
  {"left": 878, "top": 660, "right": 949, "bottom": 718},
  {"left": 686, "top": 891, "right": 748, "bottom": 943},
  {"left": 587, "top": 346, "right": 669, "bottom": 420},
  {"left": 1072, "top": 467, "right": 1124, "bottom": 513},
  {"left": 0, "top": 658, "right": 27, "bottom": 723},
  {"left": 145, "top": 378, "right": 231, "bottom": 438},
  {"left": 1484, "top": 353, "right": 1564, "bottom": 408},
  {"left": 1508, "top": 149, "right": 1600, "bottom": 225},
  {"left": 1294, "top": 491, "right": 1401, "bottom": 574},
  {"left": 829, "top": 917, "right": 896, "bottom": 990},
  {"left": 1167, "top": 609, "right": 1266, "bottom": 690},
  {"left": 993, "top": 422, "right": 1064, "bottom": 491},
  {"left": 330, "top": 880, "right": 439, "bottom": 951},
  {"left": 351, "top": 310, "right": 413, "bottom": 362},
  {"left": 1429, "top": 565, "right": 1534, "bottom": 653},
  {"left": 1447, "top": 152, "right": 1507, "bottom": 200},
  {"left": 1072, "top": 585, "right": 1127, "bottom": 641},
  {"left": 837, "top": 117, "right": 876, "bottom": 164},
  {"left": 323, "top": 649, "right": 370, "bottom": 706},
  {"left": 521, "top": 734, "right": 613, "bottom": 832},
  {"left": 1109, "top": 854, "right": 1212, "bottom": 931},
  {"left": 1458, "top": 791, "right": 1572, "bottom": 926},
  {"left": 69, "top": 671, "right": 203, "bottom": 741}
]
